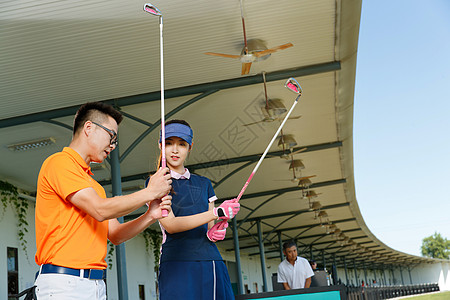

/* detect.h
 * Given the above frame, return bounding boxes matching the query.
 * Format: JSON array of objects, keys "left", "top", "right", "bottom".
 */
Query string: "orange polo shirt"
[{"left": 35, "top": 147, "right": 108, "bottom": 269}]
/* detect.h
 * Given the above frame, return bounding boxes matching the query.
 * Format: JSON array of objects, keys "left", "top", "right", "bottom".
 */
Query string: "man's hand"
[
  {"left": 146, "top": 167, "right": 172, "bottom": 199},
  {"left": 148, "top": 195, "right": 172, "bottom": 219},
  {"left": 207, "top": 220, "right": 228, "bottom": 242},
  {"left": 213, "top": 199, "right": 240, "bottom": 220}
]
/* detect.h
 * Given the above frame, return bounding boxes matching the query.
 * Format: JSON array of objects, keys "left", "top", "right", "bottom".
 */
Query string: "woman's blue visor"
[{"left": 159, "top": 123, "right": 193, "bottom": 145}]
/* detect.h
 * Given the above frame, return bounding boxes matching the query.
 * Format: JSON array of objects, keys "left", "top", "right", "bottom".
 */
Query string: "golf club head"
[
  {"left": 143, "top": 3, "right": 162, "bottom": 16},
  {"left": 285, "top": 77, "right": 302, "bottom": 95}
]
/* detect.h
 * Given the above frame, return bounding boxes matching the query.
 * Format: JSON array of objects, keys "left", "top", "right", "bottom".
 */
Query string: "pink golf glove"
[
  {"left": 207, "top": 220, "right": 228, "bottom": 242},
  {"left": 213, "top": 199, "right": 240, "bottom": 220}
]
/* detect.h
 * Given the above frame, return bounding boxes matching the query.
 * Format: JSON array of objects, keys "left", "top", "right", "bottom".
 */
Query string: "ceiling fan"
[
  {"left": 204, "top": 0, "right": 294, "bottom": 75},
  {"left": 243, "top": 73, "right": 301, "bottom": 127}
]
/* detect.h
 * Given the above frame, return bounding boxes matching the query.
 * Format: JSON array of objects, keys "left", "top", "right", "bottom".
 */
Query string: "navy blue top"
[{"left": 159, "top": 173, "right": 223, "bottom": 262}]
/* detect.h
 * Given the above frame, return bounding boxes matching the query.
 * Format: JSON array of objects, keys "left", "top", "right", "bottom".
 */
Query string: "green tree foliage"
[{"left": 421, "top": 232, "right": 450, "bottom": 259}]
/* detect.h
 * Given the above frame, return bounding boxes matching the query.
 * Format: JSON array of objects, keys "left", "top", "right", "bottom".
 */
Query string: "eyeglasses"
[{"left": 91, "top": 121, "right": 118, "bottom": 147}]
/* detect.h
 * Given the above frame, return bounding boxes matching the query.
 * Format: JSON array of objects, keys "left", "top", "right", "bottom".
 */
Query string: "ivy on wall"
[
  {"left": 0, "top": 180, "right": 30, "bottom": 258},
  {"left": 106, "top": 240, "right": 115, "bottom": 269},
  {"left": 142, "top": 228, "right": 162, "bottom": 270}
]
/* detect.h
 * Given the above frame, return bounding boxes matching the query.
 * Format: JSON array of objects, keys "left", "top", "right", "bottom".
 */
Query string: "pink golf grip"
[
  {"left": 217, "top": 220, "right": 228, "bottom": 230},
  {"left": 236, "top": 172, "right": 255, "bottom": 202},
  {"left": 161, "top": 159, "right": 169, "bottom": 217}
]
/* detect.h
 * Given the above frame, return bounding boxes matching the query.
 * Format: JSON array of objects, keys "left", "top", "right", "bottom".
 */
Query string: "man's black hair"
[
  {"left": 73, "top": 102, "right": 123, "bottom": 135},
  {"left": 282, "top": 240, "right": 297, "bottom": 251}
]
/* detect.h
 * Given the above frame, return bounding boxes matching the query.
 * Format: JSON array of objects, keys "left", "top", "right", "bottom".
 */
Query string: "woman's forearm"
[{"left": 161, "top": 210, "right": 217, "bottom": 234}]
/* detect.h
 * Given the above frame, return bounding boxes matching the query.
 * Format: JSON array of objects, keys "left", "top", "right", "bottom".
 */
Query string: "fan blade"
[
  {"left": 274, "top": 115, "right": 302, "bottom": 122},
  {"left": 241, "top": 62, "right": 252, "bottom": 75},
  {"left": 274, "top": 175, "right": 316, "bottom": 182},
  {"left": 253, "top": 43, "right": 294, "bottom": 58},
  {"left": 297, "top": 175, "right": 317, "bottom": 180},
  {"left": 243, "top": 120, "right": 265, "bottom": 127},
  {"left": 204, "top": 52, "right": 241, "bottom": 59},
  {"left": 290, "top": 147, "right": 307, "bottom": 155}
]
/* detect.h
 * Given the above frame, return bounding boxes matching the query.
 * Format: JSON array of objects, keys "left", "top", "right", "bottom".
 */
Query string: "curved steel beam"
[
  {"left": 237, "top": 193, "right": 284, "bottom": 230},
  {"left": 0, "top": 62, "right": 340, "bottom": 129},
  {"left": 119, "top": 90, "right": 219, "bottom": 163},
  {"left": 96, "top": 141, "right": 342, "bottom": 185},
  {"left": 213, "top": 161, "right": 254, "bottom": 189},
  {"left": 42, "top": 119, "right": 73, "bottom": 131}
]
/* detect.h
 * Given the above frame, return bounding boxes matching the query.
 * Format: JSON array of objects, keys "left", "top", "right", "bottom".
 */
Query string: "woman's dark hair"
[
  {"left": 73, "top": 102, "right": 123, "bottom": 135},
  {"left": 165, "top": 119, "right": 191, "bottom": 128}
]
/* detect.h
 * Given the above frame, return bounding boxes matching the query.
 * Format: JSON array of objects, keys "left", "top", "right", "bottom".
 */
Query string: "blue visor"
[{"left": 159, "top": 123, "right": 193, "bottom": 145}]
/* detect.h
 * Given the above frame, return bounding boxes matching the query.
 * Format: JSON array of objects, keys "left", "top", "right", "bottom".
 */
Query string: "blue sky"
[{"left": 353, "top": 1, "right": 450, "bottom": 257}]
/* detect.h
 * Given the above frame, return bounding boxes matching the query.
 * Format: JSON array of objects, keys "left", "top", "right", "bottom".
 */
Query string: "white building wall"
[{"left": 0, "top": 202, "right": 38, "bottom": 299}]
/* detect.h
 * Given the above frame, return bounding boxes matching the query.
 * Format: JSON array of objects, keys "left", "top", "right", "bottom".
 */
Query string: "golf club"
[
  {"left": 235, "top": 77, "right": 303, "bottom": 202},
  {"left": 214, "top": 78, "right": 303, "bottom": 230},
  {"left": 144, "top": 3, "right": 168, "bottom": 217}
]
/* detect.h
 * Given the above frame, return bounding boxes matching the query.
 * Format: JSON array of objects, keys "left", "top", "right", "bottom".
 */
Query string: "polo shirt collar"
[
  {"left": 170, "top": 168, "right": 190, "bottom": 179},
  {"left": 285, "top": 257, "right": 299, "bottom": 265},
  {"left": 63, "top": 147, "right": 93, "bottom": 175}
]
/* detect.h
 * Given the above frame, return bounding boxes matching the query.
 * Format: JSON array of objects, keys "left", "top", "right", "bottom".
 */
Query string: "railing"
[{"left": 346, "top": 283, "right": 440, "bottom": 300}]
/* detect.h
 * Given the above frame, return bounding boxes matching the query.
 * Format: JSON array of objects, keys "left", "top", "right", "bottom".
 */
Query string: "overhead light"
[
  {"left": 289, "top": 159, "right": 305, "bottom": 171},
  {"left": 298, "top": 178, "right": 312, "bottom": 188},
  {"left": 266, "top": 98, "right": 288, "bottom": 116},
  {"left": 317, "top": 210, "right": 328, "bottom": 225},
  {"left": 333, "top": 229, "right": 342, "bottom": 238},
  {"left": 304, "top": 190, "right": 318, "bottom": 198},
  {"left": 310, "top": 201, "right": 322, "bottom": 211},
  {"left": 278, "top": 134, "right": 297, "bottom": 150},
  {"left": 8, "top": 137, "right": 56, "bottom": 152},
  {"left": 328, "top": 224, "right": 337, "bottom": 233},
  {"left": 325, "top": 222, "right": 334, "bottom": 234},
  {"left": 317, "top": 210, "right": 327, "bottom": 218}
]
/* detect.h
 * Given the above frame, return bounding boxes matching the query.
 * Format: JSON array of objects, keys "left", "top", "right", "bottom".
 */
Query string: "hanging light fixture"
[
  {"left": 266, "top": 98, "right": 288, "bottom": 117},
  {"left": 333, "top": 229, "right": 342, "bottom": 238},
  {"left": 298, "top": 178, "right": 312, "bottom": 188},
  {"left": 328, "top": 224, "right": 337, "bottom": 233},
  {"left": 317, "top": 210, "right": 328, "bottom": 225},
  {"left": 278, "top": 134, "right": 297, "bottom": 150},
  {"left": 340, "top": 236, "right": 350, "bottom": 246},
  {"left": 309, "top": 201, "right": 322, "bottom": 211},
  {"left": 289, "top": 159, "right": 305, "bottom": 172},
  {"left": 304, "top": 190, "right": 318, "bottom": 198}
]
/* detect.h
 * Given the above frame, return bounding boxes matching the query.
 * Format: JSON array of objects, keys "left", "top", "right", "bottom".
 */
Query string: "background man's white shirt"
[{"left": 277, "top": 256, "right": 314, "bottom": 289}]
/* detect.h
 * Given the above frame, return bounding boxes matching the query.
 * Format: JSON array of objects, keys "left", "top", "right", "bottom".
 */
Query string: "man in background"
[{"left": 277, "top": 240, "right": 314, "bottom": 290}]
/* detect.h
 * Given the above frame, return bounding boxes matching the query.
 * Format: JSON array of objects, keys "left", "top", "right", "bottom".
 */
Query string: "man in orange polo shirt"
[{"left": 34, "top": 102, "right": 172, "bottom": 300}]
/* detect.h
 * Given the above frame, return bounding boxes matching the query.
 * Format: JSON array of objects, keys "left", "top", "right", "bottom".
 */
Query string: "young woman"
[{"left": 147, "top": 119, "right": 240, "bottom": 300}]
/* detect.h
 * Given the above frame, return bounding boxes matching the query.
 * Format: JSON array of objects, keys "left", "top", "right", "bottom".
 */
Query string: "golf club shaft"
[
  {"left": 235, "top": 94, "right": 301, "bottom": 202},
  {"left": 160, "top": 21, "right": 165, "bottom": 169},
  {"left": 158, "top": 16, "right": 168, "bottom": 217}
]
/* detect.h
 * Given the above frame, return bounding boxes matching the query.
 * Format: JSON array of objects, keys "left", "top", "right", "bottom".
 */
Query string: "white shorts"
[{"left": 35, "top": 273, "right": 106, "bottom": 300}]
